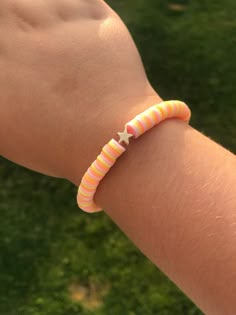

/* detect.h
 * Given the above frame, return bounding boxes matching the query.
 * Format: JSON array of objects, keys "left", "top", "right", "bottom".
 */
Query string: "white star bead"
[{"left": 118, "top": 126, "right": 133, "bottom": 145}]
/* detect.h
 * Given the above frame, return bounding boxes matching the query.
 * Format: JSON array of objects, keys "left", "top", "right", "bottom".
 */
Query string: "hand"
[{"left": 0, "top": 0, "right": 161, "bottom": 184}]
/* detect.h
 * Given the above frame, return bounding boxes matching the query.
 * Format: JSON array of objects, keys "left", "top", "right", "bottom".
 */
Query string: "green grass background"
[{"left": 0, "top": 1, "right": 235, "bottom": 314}]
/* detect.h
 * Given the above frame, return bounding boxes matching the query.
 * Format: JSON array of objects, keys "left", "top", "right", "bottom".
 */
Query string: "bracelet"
[{"left": 77, "top": 100, "right": 191, "bottom": 213}]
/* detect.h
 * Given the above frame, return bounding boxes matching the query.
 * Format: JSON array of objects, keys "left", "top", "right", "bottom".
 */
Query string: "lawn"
[{"left": 0, "top": 1, "right": 235, "bottom": 314}]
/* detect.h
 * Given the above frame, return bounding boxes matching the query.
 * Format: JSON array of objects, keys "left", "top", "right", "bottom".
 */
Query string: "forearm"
[{"left": 95, "top": 110, "right": 236, "bottom": 314}]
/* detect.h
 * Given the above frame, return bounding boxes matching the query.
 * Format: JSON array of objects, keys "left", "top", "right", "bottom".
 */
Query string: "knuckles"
[{"left": 2, "top": 0, "right": 109, "bottom": 31}]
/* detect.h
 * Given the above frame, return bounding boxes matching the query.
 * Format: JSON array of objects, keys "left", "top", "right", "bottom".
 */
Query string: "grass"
[{"left": 0, "top": 0, "right": 235, "bottom": 314}]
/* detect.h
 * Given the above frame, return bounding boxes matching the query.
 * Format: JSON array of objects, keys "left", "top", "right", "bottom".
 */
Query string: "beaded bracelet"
[{"left": 77, "top": 100, "right": 191, "bottom": 213}]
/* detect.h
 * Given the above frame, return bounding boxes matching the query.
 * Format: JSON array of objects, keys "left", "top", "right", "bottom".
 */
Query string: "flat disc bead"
[{"left": 77, "top": 100, "right": 191, "bottom": 213}]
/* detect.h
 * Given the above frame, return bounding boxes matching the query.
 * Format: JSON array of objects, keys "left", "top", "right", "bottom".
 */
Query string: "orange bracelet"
[{"left": 77, "top": 100, "right": 191, "bottom": 213}]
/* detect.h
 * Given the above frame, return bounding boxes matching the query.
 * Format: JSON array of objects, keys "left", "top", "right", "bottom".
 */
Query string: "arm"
[
  {"left": 92, "top": 99, "right": 236, "bottom": 315},
  {"left": 0, "top": 1, "right": 235, "bottom": 313}
]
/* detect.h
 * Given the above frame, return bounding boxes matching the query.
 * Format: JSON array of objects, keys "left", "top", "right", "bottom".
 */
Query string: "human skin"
[
  {"left": 0, "top": 0, "right": 160, "bottom": 179},
  {"left": 0, "top": 1, "right": 236, "bottom": 314}
]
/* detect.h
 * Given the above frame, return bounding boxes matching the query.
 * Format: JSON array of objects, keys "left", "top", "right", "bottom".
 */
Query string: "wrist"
[{"left": 67, "top": 91, "right": 162, "bottom": 186}]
